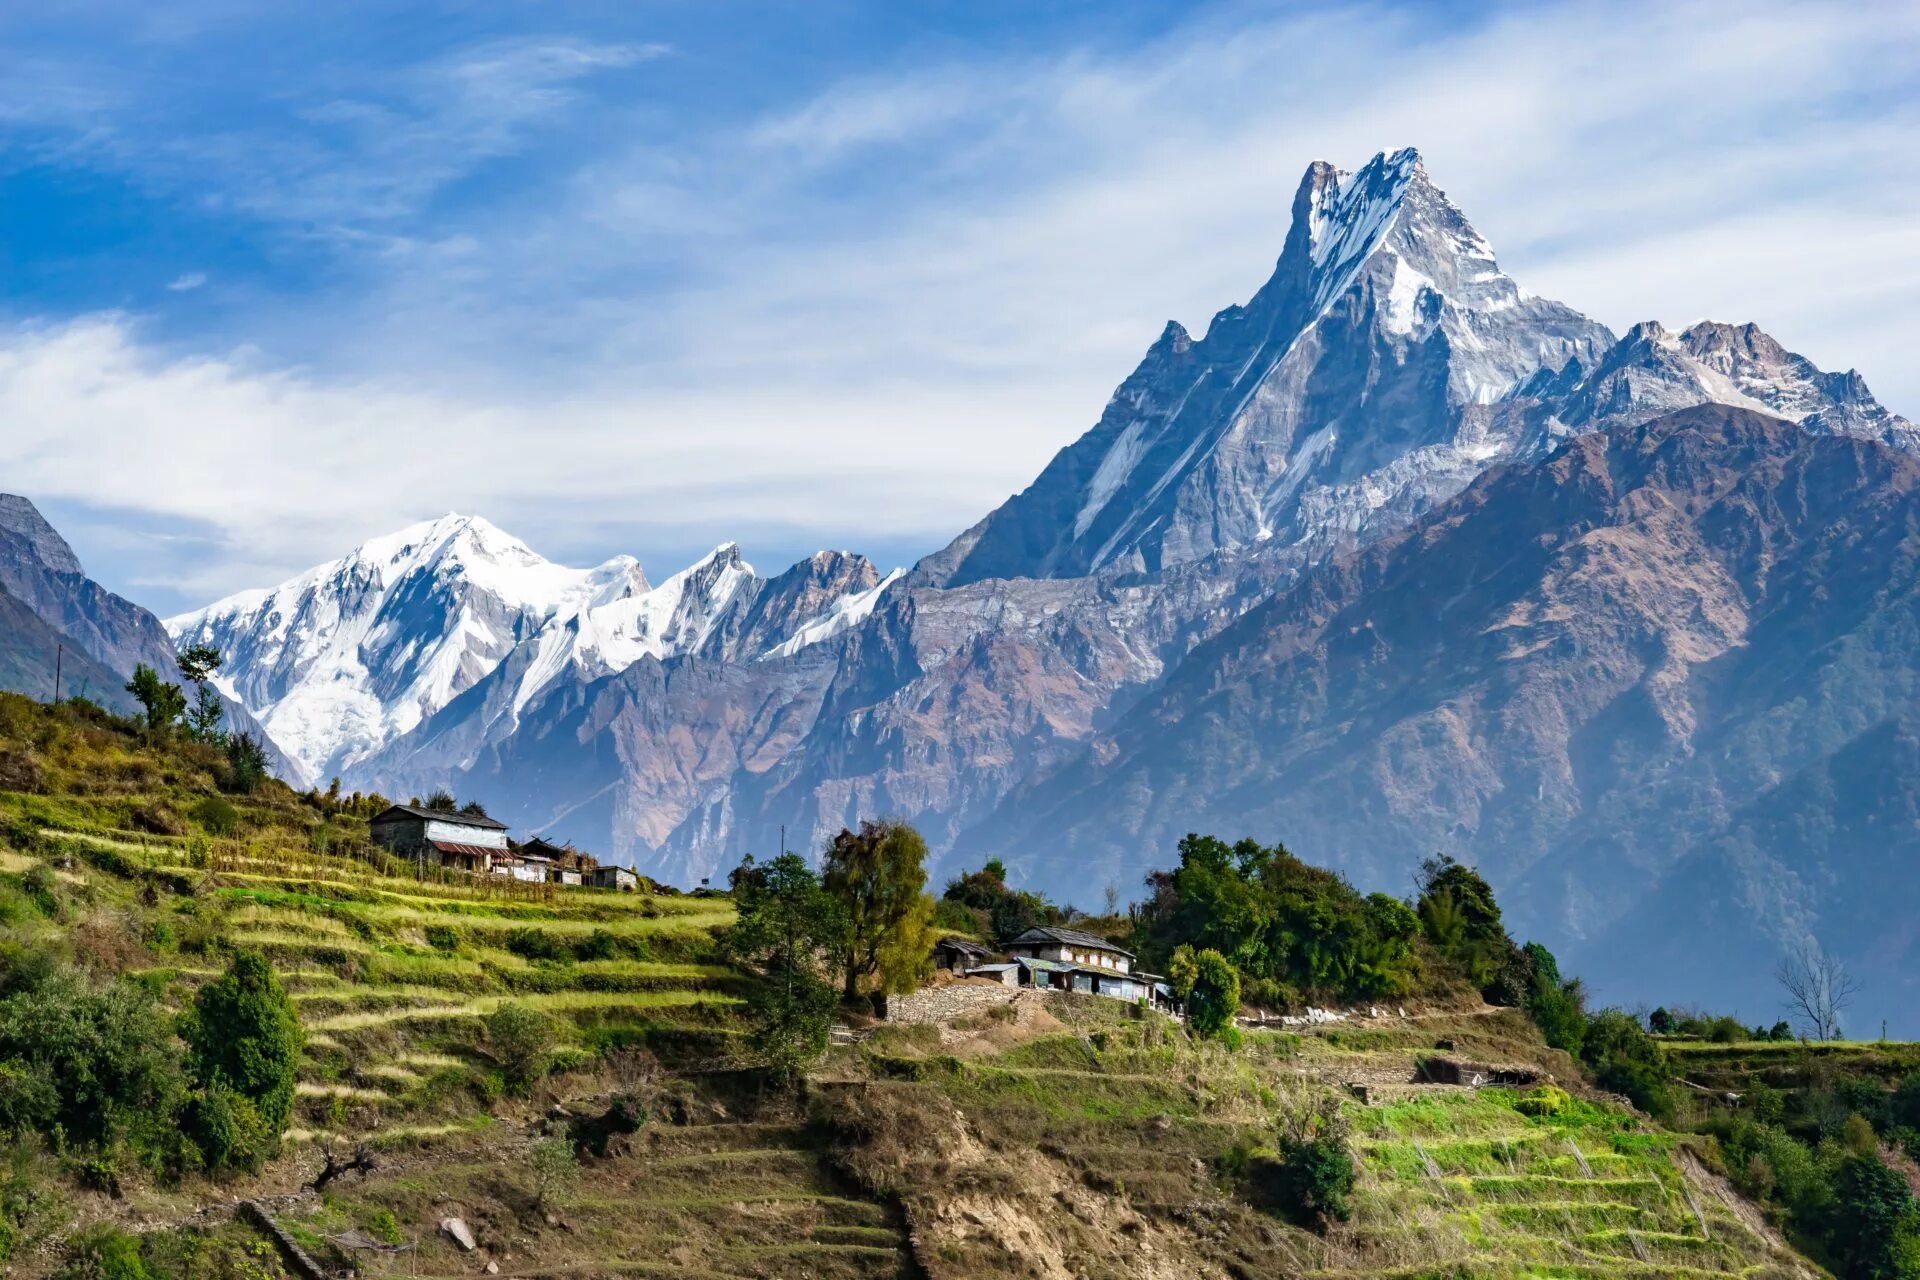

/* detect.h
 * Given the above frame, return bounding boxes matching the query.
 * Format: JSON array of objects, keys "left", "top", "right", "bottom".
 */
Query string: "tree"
[
  {"left": 1187, "top": 948, "right": 1241, "bottom": 1039},
  {"left": 459, "top": 799, "right": 490, "bottom": 818},
  {"left": 424, "top": 788, "right": 458, "bottom": 812},
  {"left": 182, "top": 950, "right": 302, "bottom": 1135},
  {"left": 223, "top": 732, "right": 269, "bottom": 794},
  {"left": 177, "top": 643, "right": 223, "bottom": 684},
  {"left": 1828, "top": 1154, "right": 1920, "bottom": 1280},
  {"left": 1167, "top": 944, "right": 1200, "bottom": 1003},
  {"left": 123, "top": 664, "right": 186, "bottom": 737},
  {"left": 529, "top": 1137, "right": 581, "bottom": 1211},
  {"left": 822, "top": 821, "right": 936, "bottom": 1004},
  {"left": 1777, "top": 945, "right": 1858, "bottom": 1042},
  {"left": 728, "top": 853, "right": 848, "bottom": 1082},
  {"left": 185, "top": 683, "right": 225, "bottom": 744},
  {"left": 486, "top": 1002, "right": 556, "bottom": 1092}
]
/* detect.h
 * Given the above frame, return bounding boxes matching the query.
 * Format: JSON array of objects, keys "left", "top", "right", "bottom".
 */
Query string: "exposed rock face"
[
  {"left": 914, "top": 149, "right": 1613, "bottom": 587},
  {"left": 968, "top": 407, "right": 1920, "bottom": 1019}
]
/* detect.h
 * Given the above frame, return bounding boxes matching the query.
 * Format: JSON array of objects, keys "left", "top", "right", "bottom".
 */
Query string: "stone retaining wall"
[{"left": 886, "top": 983, "right": 1021, "bottom": 1026}]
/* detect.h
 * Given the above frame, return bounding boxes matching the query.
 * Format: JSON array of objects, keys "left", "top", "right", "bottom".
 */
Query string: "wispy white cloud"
[
  {"left": 3, "top": 0, "right": 1918, "bottom": 607},
  {"left": 166, "top": 271, "right": 206, "bottom": 292}
]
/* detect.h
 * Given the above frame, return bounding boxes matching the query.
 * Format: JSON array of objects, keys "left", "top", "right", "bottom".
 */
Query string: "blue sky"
[{"left": 3, "top": 0, "right": 1918, "bottom": 613}]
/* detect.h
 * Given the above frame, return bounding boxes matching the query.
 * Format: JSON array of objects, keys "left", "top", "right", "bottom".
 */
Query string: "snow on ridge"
[
  {"left": 166, "top": 512, "right": 651, "bottom": 775},
  {"left": 761, "top": 567, "right": 905, "bottom": 661}
]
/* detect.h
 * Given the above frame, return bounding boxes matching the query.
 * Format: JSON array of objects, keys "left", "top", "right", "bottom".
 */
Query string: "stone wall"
[{"left": 886, "top": 982, "right": 1022, "bottom": 1026}]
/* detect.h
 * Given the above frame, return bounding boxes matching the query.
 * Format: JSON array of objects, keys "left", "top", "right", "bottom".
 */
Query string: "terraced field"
[
  {"left": 273, "top": 1112, "right": 918, "bottom": 1279},
  {"left": 44, "top": 827, "right": 748, "bottom": 1142},
  {"left": 1341, "top": 1090, "right": 1799, "bottom": 1277}
]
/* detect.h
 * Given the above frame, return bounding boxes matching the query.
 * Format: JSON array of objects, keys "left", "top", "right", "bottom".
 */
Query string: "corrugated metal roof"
[
  {"left": 429, "top": 840, "right": 499, "bottom": 858},
  {"left": 1005, "top": 926, "right": 1136, "bottom": 959},
  {"left": 372, "top": 803, "right": 508, "bottom": 831}
]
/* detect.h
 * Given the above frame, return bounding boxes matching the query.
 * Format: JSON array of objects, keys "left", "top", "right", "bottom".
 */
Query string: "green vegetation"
[
  {"left": 728, "top": 852, "right": 846, "bottom": 1082},
  {"left": 1136, "top": 834, "right": 1424, "bottom": 1008},
  {"left": 822, "top": 820, "right": 936, "bottom": 1006}
]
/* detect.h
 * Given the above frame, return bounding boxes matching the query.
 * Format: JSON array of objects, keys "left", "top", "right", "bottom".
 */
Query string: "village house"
[
  {"left": 519, "top": 836, "right": 595, "bottom": 885},
  {"left": 590, "top": 865, "right": 641, "bottom": 892},
  {"left": 961, "top": 926, "right": 1178, "bottom": 1012},
  {"left": 368, "top": 804, "right": 510, "bottom": 874},
  {"left": 932, "top": 936, "right": 995, "bottom": 972}
]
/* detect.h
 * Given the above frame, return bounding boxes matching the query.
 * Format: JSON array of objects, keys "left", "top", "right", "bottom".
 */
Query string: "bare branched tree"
[{"left": 1775, "top": 945, "right": 1858, "bottom": 1042}]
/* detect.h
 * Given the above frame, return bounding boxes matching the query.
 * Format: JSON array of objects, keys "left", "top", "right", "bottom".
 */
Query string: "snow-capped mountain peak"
[
  {"left": 915, "top": 148, "right": 1613, "bottom": 587},
  {"left": 166, "top": 513, "right": 650, "bottom": 777}
]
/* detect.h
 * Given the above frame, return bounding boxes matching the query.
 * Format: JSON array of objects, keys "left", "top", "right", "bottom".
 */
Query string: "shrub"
[
  {"left": 1276, "top": 1135, "right": 1357, "bottom": 1223},
  {"left": 505, "top": 928, "right": 572, "bottom": 963},
  {"left": 55, "top": 1224, "right": 149, "bottom": 1280},
  {"left": 486, "top": 1002, "right": 556, "bottom": 1093},
  {"left": 181, "top": 949, "right": 302, "bottom": 1140},
  {"left": 185, "top": 1083, "right": 272, "bottom": 1176},
  {"left": 424, "top": 924, "right": 464, "bottom": 953},
  {"left": 0, "top": 968, "right": 184, "bottom": 1153},
  {"left": 529, "top": 1137, "right": 580, "bottom": 1209},
  {"left": 1186, "top": 949, "right": 1240, "bottom": 1039},
  {"left": 189, "top": 796, "right": 239, "bottom": 837},
  {"left": 1516, "top": 1085, "right": 1572, "bottom": 1117}
]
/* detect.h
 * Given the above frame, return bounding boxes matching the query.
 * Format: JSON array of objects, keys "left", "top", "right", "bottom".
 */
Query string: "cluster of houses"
[
  {"left": 934, "top": 925, "right": 1181, "bottom": 1014},
  {"left": 367, "top": 804, "right": 641, "bottom": 891}
]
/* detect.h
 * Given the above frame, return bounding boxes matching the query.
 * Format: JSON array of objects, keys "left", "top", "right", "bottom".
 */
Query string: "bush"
[
  {"left": 55, "top": 1224, "right": 149, "bottom": 1280},
  {"left": 187, "top": 796, "right": 239, "bottom": 837},
  {"left": 505, "top": 928, "right": 571, "bottom": 963},
  {"left": 486, "top": 1002, "right": 556, "bottom": 1092},
  {"left": 181, "top": 950, "right": 302, "bottom": 1143},
  {"left": 1276, "top": 1136, "right": 1356, "bottom": 1223},
  {"left": 1187, "top": 949, "right": 1240, "bottom": 1039},
  {"left": 1516, "top": 1085, "right": 1572, "bottom": 1117},
  {"left": 424, "top": 924, "right": 464, "bottom": 953}
]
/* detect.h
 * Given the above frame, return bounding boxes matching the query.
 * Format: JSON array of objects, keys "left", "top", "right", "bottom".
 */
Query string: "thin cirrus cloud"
[{"left": 0, "top": 0, "right": 1916, "bottom": 615}]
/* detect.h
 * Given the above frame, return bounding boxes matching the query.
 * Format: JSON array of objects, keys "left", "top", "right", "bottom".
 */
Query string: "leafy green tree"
[
  {"left": 822, "top": 821, "right": 936, "bottom": 1003},
  {"left": 1580, "top": 1008, "right": 1671, "bottom": 1119},
  {"left": 944, "top": 857, "right": 1067, "bottom": 943},
  {"left": 123, "top": 664, "right": 186, "bottom": 737},
  {"left": 1167, "top": 944, "right": 1200, "bottom": 1003},
  {"left": 728, "top": 853, "right": 849, "bottom": 1082},
  {"left": 486, "top": 1002, "right": 556, "bottom": 1093},
  {"left": 1137, "top": 834, "right": 1423, "bottom": 1008},
  {"left": 0, "top": 968, "right": 183, "bottom": 1153},
  {"left": 1187, "top": 948, "right": 1241, "bottom": 1039},
  {"left": 424, "top": 788, "right": 457, "bottom": 812},
  {"left": 184, "top": 682, "right": 225, "bottom": 743},
  {"left": 222, "top": 732, "right": 270, "bottom": 794},
  {"left": 1828, "top": 1154, "right": 1920, "bottom": 1280},
  {"left": 181, "top": 950, "right": 301, "bottom": 1138}
]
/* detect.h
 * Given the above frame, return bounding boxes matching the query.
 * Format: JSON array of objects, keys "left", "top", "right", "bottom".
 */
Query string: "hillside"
[{"left": 0, "top": 693, "right": 1837, "bottom": 1278}]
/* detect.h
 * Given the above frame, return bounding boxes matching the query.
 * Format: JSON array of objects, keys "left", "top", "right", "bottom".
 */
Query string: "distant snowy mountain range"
[
  {"left": 166, "top": 518, "right": 893, "bottom": 784},
  {"left": 147, "top": 146, "right": 1920, "bottom": 1025}
]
